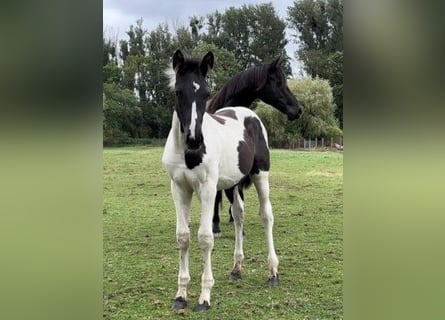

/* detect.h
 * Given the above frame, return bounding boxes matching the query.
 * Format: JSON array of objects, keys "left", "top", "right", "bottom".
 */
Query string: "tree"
[
  {"left": 189, "top": 16, "right": 204, "bottom": 42},
  {"left": 103, "top": 83, "right": 144, "bottom": 144},
  {"left": 103, "top": 36, "right": 120, "bottom": 84},
  {"left": 255, "top": 78, "right": 341, "bottom": 146},
  {"left": 326, "top": 51, "right": 343, "bottom": 126},
  {"left": 203, "top": 4, "right": 291, "bottom": 75},
  {"left": 191, "top": 42, "right": 242, "bottom": 93},
  {"left": 173, "top": 25, "right": 196, "bottom": 52},
  {"left": 102, "top": 3, "right": 298, "bottom": 144},
  {"left": 287, "top": 0, "right": 343, "bottom": 127},
  {"left": 287, "top": 78, "right": 340, "bottom": 138},
  {"left": 145, "top": 23, "right": 174, "bottom": 60},
  {"left": 103, "top": 36, "right": 117, "bottom": 66}
]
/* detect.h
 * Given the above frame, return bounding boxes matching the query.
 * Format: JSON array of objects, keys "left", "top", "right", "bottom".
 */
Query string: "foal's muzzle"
[{"left": 186, "top": 134, "right": 203, "bottom": 150}]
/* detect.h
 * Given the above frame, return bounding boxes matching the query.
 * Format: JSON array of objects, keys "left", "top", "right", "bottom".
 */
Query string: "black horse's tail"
[{"left": 238, "top": 175, "right": 252, "bottom": 191}]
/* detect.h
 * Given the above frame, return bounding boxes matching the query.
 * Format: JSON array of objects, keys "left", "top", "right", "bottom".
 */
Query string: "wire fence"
[{"left": 270, "top": 136, "right": 343, "bottom": 151}]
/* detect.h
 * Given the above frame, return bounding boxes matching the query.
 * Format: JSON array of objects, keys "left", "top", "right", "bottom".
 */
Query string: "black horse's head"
[
  {"left": 172, "top": 49, "right": 214, "bottom": 150},
  {"left": 257, "top": 58, "right": 302, "bottom": 120}
]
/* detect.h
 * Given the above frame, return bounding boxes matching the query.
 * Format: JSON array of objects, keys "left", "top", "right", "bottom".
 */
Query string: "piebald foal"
[{"left": 162, "top": 50, "right": 279, "bottom": 312}]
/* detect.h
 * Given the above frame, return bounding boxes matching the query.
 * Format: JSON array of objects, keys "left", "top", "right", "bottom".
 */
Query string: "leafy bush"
[
  {"left": 103, "top": 83, "right": 144, "bottom": 145},
  {"left": 255, "top": 78, "right": 342, "bottom": 147}
]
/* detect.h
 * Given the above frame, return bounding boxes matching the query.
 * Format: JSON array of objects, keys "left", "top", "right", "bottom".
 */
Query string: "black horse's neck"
[
  {"left": 206, "top": 65, "right": 268, "bottom": 113},
  {"left": 217, "top": 87, "right": 258, "bottom": 109}
]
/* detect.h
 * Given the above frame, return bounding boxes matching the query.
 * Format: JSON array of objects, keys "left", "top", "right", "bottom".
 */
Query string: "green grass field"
[{"left": 104, "top": 147, "right": 343, "bottom": 319}]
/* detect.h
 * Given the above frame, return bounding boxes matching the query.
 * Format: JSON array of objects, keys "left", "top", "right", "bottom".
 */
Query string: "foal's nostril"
[{"left": 186, "top": 135, "right": 202, "bottom": 150}]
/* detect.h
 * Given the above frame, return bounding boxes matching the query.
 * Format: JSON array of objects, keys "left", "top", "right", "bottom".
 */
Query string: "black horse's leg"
[
  {"left": 224, "top": 188, "right": 234, "bottom": 224},
  {"left": 212, "top": 190, "right": 222, "bottom": 235},
  {"left": 225, "top": 188, "right": 246, "bottom": 237}
]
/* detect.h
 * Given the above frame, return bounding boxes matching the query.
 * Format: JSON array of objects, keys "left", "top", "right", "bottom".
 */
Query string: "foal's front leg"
[
  {"left": 252, "top": 172, "right": 279, "bottom": 286},
  {"left": 195, "top": 181, "right": 217, "bottom": 311},
  {"left": 171, "top": 181, "right": 193, "bottom": 310}
]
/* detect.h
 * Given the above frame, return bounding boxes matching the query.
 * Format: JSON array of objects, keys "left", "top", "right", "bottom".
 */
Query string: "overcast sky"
[{"left": 103, "top": 0, "right": 303, "bottom": 77}]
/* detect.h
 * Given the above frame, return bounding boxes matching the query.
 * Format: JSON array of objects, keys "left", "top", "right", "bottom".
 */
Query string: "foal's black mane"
[
  {"left": 206, "top": 63, "right": 281, "bottom": 113},
  {"left": 175, "top": 57, "right": 201, "bottom": 74}
]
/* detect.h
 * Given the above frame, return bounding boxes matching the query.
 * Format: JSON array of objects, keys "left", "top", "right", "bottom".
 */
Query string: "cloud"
[
  {"left": 103, "top": 0, "right": 292, "bottom": 37},
  {"left": 102, "top": 0, "right": 303, "bottom": 76}
]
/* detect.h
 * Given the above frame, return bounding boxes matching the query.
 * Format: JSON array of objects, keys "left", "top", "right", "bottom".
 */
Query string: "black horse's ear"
[
  {"left": 200, "top": 51, "right": 214, "bottom": 76},
  {"left": 268, "top": 56, "right": 281, "bottom": 72},
  {"left": 173, "top": 49, "right": 185, "bottom": 71}
]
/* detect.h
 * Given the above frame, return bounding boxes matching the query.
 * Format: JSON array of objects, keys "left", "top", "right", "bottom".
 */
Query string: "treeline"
[{"left": 103, "top": 1, "right": 343, "bottom": 146}]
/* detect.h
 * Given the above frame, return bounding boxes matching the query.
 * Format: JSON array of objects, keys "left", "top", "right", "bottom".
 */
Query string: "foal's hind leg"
[
  {"left": 229, "top": 185, "right": 244, "bottom": 281},
  {"left": 252, "top": 172, "right": 279, "bottom": 286}
]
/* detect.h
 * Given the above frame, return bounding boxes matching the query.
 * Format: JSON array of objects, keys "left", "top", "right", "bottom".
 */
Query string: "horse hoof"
[
  {"left": 268, "top": 274, "right": 279, "bottom": 287},
  {"left": 213, "top": 232, "right": 222, "bottom": 238},
  {"left": 213, "top": 225, "right": 221, "bottom": 234},
  {"left": 193, "top": 301, "right": 210, "bottom": 312},
  {"left": 172, "top": 297, "right": 187, "bottom": 310},
  {"left": 229, "top": 270, "right": 242, "bottom": 281}
]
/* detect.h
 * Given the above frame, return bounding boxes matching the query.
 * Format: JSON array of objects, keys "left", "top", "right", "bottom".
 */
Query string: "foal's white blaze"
[
  {"left": 189, "top": 101, "right": 198, "bottom": 139},
  {"left": 188, "top": 82, "right": 200, "bottom": 139},
  {"left": 192, "top": 81, "right": 200, "bottom": 92}
]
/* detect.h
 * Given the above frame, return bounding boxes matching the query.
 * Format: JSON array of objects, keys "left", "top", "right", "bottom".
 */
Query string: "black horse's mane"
[{"left": 206, "top": 63, "right": 278, "bottom": 113}]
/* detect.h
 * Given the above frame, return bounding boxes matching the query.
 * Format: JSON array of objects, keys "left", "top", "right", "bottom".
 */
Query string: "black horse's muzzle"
[{"left": 287, "top": 105, "right": 303, "bottom": 121}]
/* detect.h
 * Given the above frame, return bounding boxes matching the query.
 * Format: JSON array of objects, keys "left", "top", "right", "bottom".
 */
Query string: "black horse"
[{"left": 206, "top": 59, "right": 302, "bottom": 235}]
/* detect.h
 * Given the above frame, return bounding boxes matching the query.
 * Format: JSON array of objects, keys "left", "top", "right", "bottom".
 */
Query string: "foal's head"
[
  {"left": 172, "top": 49, "right": 214, "bottom": 150},
  {"left": 257, "top": 58, "right": 302, "bottom": 121}
]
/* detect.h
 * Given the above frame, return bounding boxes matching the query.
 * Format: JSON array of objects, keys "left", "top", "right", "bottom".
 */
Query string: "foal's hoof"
[
  {"left": 229, "top": 270, "right": 242, "bottom": 281},
  {"left": 172, "top": 297, "right": 187, "bottom": 310},
  {"left": 268, "top": 274, "right": 280, "bottom": 287},
  {"left": 193, "top": 301, "right": 210, "bottom": 312}
]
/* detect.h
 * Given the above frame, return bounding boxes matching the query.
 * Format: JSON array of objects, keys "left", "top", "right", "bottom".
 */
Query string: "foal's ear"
[
  {"left": 200, "top": 51, "right": 214, "bottom": 76},
  {"left": 173, "top": 49, "right": 185, "bottom": 71}
]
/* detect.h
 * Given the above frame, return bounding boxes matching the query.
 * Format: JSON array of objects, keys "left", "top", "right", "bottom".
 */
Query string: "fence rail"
[{"left": 270, "top": 137, "right": 343, "bottom": 151}]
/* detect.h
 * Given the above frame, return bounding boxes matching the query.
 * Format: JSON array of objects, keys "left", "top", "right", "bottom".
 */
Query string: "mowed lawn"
[{"left": 104, "top": 147, "right": 343, "bottom": 319}]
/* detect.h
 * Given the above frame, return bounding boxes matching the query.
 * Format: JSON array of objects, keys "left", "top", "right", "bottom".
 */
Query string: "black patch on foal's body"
[
  {"left": 237, "top": 116, "right": 270, "bottom": 176},
  {"left": 215, "top": 109, "right": 238, "bottom": 120},
  {"left": 208, "top": 114, "right": 226, "bottom": 125}
]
